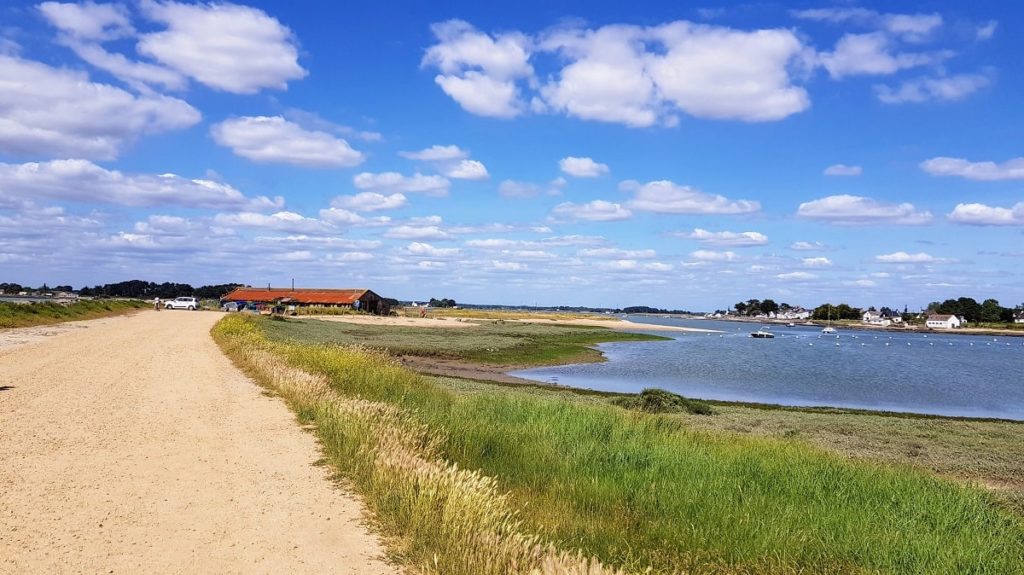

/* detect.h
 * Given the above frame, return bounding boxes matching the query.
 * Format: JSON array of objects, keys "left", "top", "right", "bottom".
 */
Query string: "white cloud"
[
  {"left": 551, "top": 200, "right": 632, "bottom": 221},
  {"left": 797, "top": 194, "right": 932, "bottom": 225},
  {"left": 920, "top": 156, "right": 1024, "bottom": 181},
  {"left": 444, "top": 160, "right": 489, "bottom": 180},
  {"left": 875, "top": 73, "right": 990, "bottom": 104},
  {"left": 776, "top": 271, "right": 817, "bottom": 281},
  {"left": 578, "top": 248, "right": 657, "bottom": 259},
  {"left": 622, "top": 180, "right": 760, "bottom": 214},
  {"left": 852, "top": 279, "right": 877, "bottom": 287},
  {"left": 38, "top": 1, "right": 134, "bottom": 41},
  {"left": 399, "top": 145, "right": 467, "bottom": 162},
  {"left": 820, "top": 33, "right": 937, "bottom": 79},
  {"left": 214, "top": 211, "right": 329, "bottom": 234},
  {"left": 330, "top": 192, "right": 408, "bottom": 212},
  {"left": 137, "top": 0, "right": 307, "bottom": 94},
  {"left": 683, "top": 228, "right": 768, "bottom": 247},
  {"left": 596, "top": 260, "right": 673, "bottom": 272},
  {"left": 790, "top": 241, "right": 827, "bottom": 251},
  {"left": 491, "top": 260, "right": 528, "bottom": 271},
  {"left": 318, "top": 207, "right": 391, "bottom": 227},
  {"left": 384, "top": 225, "right": 451, "bottom": 240},
  {"left": 802, "top": 257, "right": 832, "bottom": 267},
  {"left": 0, "top": 159, "right": 282, "bottom": 210},
  {"left": 793, "top": 9, "right": 943, "bottom": 43},
  {"left": 947, "top": 203, "right": 1024, "bottom": 226},
  {"left": 400, "top": 145, "right": 488, "bottom": 180},
  {"left": 211, "top": 116, "right": 364, "bottom": 168},
  {"left": 354, "top": 172, "right": 451, "bottom": 197},
  {"left": 540, "top": 21, "right": 810, "bottom": 126},
  {"left": 0, "top": 54, "right": 199, "bottom": 159},
  {"left": 559, "top": 156, "right": 609, "bottom": 178},
  {"left": 976, "top": 20, "right": 998, "bottom": 42},
  {"left": 875, "top": 251, "right": 944, "bottom": 264},
  {"left": 404, "top": 242, "right": 459, "bottom": 257},
  {"left": 690, "top": 250, "right": 738, "bottom": 262},
  {"left": 823, "top": 164, "right": 863, "bottom": 176},
  {"left": 423, "top": 20, "right": 533, "bottom": 117},
  {"left": 278, "top": 250, "right": 314, "bottom": 262}
]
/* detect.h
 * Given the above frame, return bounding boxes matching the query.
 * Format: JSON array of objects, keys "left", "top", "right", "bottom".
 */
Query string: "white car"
[{"left": 165, "top": 296, "right": 200, "bottom": 310}]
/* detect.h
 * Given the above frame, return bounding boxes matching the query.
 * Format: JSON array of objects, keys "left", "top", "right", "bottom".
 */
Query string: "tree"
[
  {"left": 429, "top": 297, "right": 456, "bottom": 308},
  {"left": 761, "top": 299, "right": 779, "bottom": 315},
  {"left": 734, "top": 302, "right": 747, "bottom": 315},
  {"left": 980, "top": 298, "right": 1004, "bottom": 323}
]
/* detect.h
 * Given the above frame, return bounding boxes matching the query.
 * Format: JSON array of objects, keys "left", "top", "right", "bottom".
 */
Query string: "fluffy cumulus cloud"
[
  {"left": 404, "top": 242, "right": 459, "bottom": 258},
  {"left": 802, "top": 257, "right": 832, "bottom": 267},
  {"left": 797, "top": 194, "right": 932, "bottom": 225},
  {"left": 210, "top": 116, "right": 364, "bottom": 168},
  {"left": 689, "top": 249, "right": 738, "bottom": 262},
  {"left": 794, "top": 9, "right": 943, "bottom": 43},
  {"left": 38, "top": 1, "right": 134, "bottom": 41},
  {"left": 213, "top": 211, "right": 330, "bottom": 234},
  {"left": 136, "top": 0, "right": 306, "bottom": 94},
  {"left": 383, "top": 225, "right": 451, "bottom": 240},
  {"left": 683, "top": 228, "right": 768, "bottom": 247},
  {"left": 425, "top": 19, "right": 811, "bottom": 126},
  {"left": 874, "top": 251, "right": 945, "bottom": 264},
  {"left": 0, "top": 54, "right": 199, "bottom": 159},
  {"left": 622, "top": 180, "right": 760, "bottom": 215},
  {"left": 559, "top": 156, "right": 609, "bottom": 178},
  {"left": 400, "top": 144, "right": 490, "bottom": 180},
  {"left": 947, "top": 203, "right": 1024, "bottom": 226},
  {"left": 819, "top": 32, "right": 937, "bottom": 79},
  {"left": 0, "top": 159, "right": 282, "bottom": 210},
  {"left": 422, "top": 20, "right": 533, "bottom": 117},
  {"left": 875, "top": 73, "right": 990, "bottom": 104},
  {"left": 823, "top": 164, "right": 862, "bottom": 176},
  {"left": 353, "top": 172, "right": 451, "bottom": 197},
  {"left": 578, "top": 248, "right": 657, "bottom": 259},
  {"left": 920, "top": 156, "right": 1024, "bottom": 181},
  {"left": 551, "top": 200, "right": 632, "bottom": 221},
  {"left": 330, "top": 192, "right": 408, "bottom": 212}
]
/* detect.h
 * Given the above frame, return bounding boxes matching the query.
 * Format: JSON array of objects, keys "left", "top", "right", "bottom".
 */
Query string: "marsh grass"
[
  {"left": 612, "top": 388, "right": 715, "bottom": 415},
  {"left": 0, "top": 299, "right": 147, "bottom": 328},
  {"left": 405, "top": 308, "right": 618, "bottom": 322},
  {"left": 215, "top": 315, "right": 1024, "bottom": 574},
  {"left": 262, "top": 316, "right": 666, "bottom": 366}
]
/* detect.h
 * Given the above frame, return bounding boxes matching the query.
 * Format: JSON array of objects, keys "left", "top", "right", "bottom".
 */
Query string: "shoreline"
[{"left": 633, "top": 313, "right": 1024, "bottom": 338}]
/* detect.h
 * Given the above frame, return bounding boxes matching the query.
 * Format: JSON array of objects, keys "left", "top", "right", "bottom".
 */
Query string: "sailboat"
[{"left": 822, "top": 304, "right": 837, "bottom": 334}]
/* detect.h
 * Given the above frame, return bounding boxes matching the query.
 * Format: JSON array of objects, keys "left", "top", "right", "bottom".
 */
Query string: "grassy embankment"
[
  {"left": 0, "top": 299, "right": 148, "bottom": 329},
  {"left": 263, "top": 316, "right": 663, "bottom": 365},
  {"left": 214, "top": 315, "right": 1024, "bottom": 574}
]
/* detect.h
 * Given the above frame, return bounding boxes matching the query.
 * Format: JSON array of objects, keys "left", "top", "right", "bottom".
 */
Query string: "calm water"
[{"left": 510, "top": 316, "right": 1024, "bottom": 420}]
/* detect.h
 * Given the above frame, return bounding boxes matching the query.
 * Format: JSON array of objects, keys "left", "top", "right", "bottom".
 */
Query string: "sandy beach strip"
[{"left": 304, "top": 314, "right": 718, "bottom": 333}]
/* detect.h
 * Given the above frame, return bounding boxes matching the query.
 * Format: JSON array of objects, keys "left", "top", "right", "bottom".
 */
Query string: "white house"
[
  {"left": 926, "top": 314, "right": 962, "bottom": 329},
  {"left": 862, "top": 311, "right": 891, "bottom": 327},
  {"left": 1015, "top": 311, "right": 1024, "bottom": 324}
]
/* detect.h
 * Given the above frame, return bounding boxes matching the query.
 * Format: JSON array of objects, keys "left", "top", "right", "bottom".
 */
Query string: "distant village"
[{"left": 707, "top": 298, "right": 1024, "bottom": 328}]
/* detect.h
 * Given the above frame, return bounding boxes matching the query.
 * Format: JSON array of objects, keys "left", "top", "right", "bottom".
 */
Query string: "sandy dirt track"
[{"left": 0, "top": 311, "right": 398, "bottom": 574}]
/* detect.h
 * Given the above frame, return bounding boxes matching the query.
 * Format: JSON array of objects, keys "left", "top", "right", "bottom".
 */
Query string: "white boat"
[
  {"left": 750, "top": 327, "right": 775, "bottom": 338},
  {"left": 822, "top": 304, "right": 837, "bottom": 334},
  {"left": 786, "top": 322, "right": 796, "bottom": 327}
]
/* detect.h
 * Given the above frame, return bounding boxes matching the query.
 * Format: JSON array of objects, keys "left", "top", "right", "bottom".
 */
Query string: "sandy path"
[{"left": 0, "top": 311, "right": 398, "bottom": 574}]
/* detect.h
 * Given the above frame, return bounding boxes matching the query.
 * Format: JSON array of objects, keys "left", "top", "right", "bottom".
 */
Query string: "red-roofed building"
[{"left": 221, "top": 287, "right": 388, "bottom": 314}]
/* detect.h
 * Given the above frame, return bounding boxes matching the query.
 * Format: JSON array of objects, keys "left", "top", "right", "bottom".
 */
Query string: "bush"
[{"left": 612, "top": 388, "right": 715, "bottom": 415}]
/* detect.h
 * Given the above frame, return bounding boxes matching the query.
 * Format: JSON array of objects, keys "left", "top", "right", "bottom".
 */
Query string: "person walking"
[{"left": 154, "top": 296, "right": 161, "bottom": 311}]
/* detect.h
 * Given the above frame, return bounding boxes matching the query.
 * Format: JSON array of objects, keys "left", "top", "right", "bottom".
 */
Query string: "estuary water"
[{"left": 510, "top": 316, "right": 1024, "bottom": 421}]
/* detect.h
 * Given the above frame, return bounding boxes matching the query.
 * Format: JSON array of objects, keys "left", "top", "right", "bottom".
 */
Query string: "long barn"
[{"left": 221, "top": 287, "right": 389, "bottom": 314}]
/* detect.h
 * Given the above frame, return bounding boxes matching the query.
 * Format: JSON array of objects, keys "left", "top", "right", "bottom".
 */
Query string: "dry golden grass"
[{"left": 401, "top": 307, "right": 616, "bottom": 322}]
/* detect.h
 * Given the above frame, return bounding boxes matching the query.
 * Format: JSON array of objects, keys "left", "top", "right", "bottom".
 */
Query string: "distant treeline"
[
  {"left": 78, "top": 280, "right": 246, "bottom": 300},
  {"left": 926, "top": 297, "right": 1021, "bottom": 323},
  {"left": 621, "top": 306, "right": 693, "bottom": 314}
]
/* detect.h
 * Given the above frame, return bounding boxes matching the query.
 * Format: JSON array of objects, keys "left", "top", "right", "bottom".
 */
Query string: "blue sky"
[{"left": 1, "top": 1, "right": 1022, "bottom": 310}]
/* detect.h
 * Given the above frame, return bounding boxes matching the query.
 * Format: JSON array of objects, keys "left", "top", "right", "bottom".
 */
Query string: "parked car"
[
  {"left": 165, "top": 296, "right": 200, "bottom": 310},
  {"left": 221, "top": 301, "right": 242, "bottom": 312}
]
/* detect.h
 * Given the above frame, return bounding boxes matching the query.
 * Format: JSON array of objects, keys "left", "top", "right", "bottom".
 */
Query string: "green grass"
[
  {"left": 0, "top": 299, "right": 148, "bottom": 328},
  {"left": 261, "top": 316, "right": 668, "bottom": 365},
  {"left": 217, "top": 315, "right": 1024, "bottom": 574}
]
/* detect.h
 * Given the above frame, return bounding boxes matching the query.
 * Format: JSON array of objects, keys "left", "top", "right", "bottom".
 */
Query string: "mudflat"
[{"left": 0, "top": 311, "right": 397, "bottom": 574}]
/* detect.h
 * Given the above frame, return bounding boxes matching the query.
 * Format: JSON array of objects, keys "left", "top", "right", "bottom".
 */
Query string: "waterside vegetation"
[
  {"left": 214, "top": 314, "right": 1024, "bottom": 574},
  {"left": 0, "top": 299, "right": 148, "bottom": 329}
]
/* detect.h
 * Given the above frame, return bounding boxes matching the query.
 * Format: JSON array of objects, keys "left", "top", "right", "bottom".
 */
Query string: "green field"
[
  {"left": 0, "top": 299, "right": 148, "bottom": 329},
  {"left": 262, "top": 316, "right": 668, "bottom": 365},
  {"left": 215, "top": 315, "right": 1024, "bottom": 574}
]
